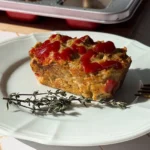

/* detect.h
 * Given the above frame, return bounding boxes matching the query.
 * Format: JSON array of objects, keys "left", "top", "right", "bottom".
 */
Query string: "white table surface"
[{"left": 0, "top": 31, "right": 150, "bottom": 150}]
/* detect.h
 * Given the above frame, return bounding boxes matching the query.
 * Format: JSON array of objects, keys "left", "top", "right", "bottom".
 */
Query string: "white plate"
[{"left": 0, "top": 31, "right": 150, "bottom": 146}]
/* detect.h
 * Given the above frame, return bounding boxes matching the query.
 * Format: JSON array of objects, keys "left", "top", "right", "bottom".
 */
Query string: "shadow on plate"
[{"left": 115, "top": 68, "right": 150, "bottom": 104}]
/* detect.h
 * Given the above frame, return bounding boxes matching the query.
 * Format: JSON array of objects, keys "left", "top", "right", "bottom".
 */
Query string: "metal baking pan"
[{"left": 0, "top": 0, "right": 142, "bottom": 24}]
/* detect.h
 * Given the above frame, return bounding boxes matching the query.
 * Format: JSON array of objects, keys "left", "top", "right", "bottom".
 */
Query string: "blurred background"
[{"left": 0, "top": 0, "right": 149, "bottom": 46}]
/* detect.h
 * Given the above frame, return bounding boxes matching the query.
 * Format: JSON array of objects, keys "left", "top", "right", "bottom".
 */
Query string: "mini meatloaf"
[{"left": 29, "top": 34, "right": 132, "bottom": 100}]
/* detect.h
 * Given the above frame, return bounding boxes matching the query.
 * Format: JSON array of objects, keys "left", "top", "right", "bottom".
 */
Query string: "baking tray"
[{"left": 0, "top": 0, "right": 142, "bottom": 24}]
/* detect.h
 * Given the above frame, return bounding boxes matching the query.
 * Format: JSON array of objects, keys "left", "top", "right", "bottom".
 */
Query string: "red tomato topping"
[
  {"left": 47, "top": 41, "right": 60, "bottom": 52},
  {"left": 77, "top": 46, "right": 87, "bottom": 54},
  {"left": 74, "top": 39, "right": 83, "bottom": 44},
  {"left": 104, "top": 41, "right": 116, "bottom": 53},
  {"left": 81, "top": 50, "right": 96, "bottom": 64},
  {"left": 54, "top": 48, "right": 75, "bottom": 61},
  {"left": 93, "top": 42, "right": 105, "bottom": 53},
  {"left": 93, "top": 41, "right": 115, "bottom": 53},
  {"left": 105, "top": 79, "right": 118, "bottom": 93},
  {"left": 81, "top": 50, "right": 122, "bottom": 73},
  {"left": 72, "top": 44, "right": 87, "bottom": 54},
  {"left": 35, "top": 41, "right": 60, "bottom": 61},
  {"left": 50, "top": 34, "right": 57, "bottom": 39},
  {"left": 35, "top": 47, "right": 49, "bottom": 58},
  {"left": 31, "top": 34, "right": 122, "bottom": 73},
  {"left": 81, "top": 50, "right": 100, "bottom": 73},
  {"left": 42, "top": 40, "right": 51, "bottom": 47},
  {"left": 84, "top": 62, "right": 102, "bottom": 73},
  {"left": 60, "top": 48, "right": 74, "bottom": 61},
  {"left": 54, "top": 52, "right": 61, "bottom": 60},
  {"left": 30, "top": 48, "right": 36, "bottom": 55}
]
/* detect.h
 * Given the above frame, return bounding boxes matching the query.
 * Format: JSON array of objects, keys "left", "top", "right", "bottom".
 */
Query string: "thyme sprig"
[{"left": 3, "top": 90, "right": 128, "bottom": 115}]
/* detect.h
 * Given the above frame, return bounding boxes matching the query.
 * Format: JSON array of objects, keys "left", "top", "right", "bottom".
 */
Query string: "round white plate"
[{"left": 0, "top": 31, "right": 150, "bottom": 146}]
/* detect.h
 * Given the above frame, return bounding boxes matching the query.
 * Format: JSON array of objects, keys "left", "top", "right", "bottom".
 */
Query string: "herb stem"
[
  {"left": 3, "top": 97, "right": 30, "bottom": 103},
  {"left": 3, "top": 90, "right": 128, "bottom": 115}
]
